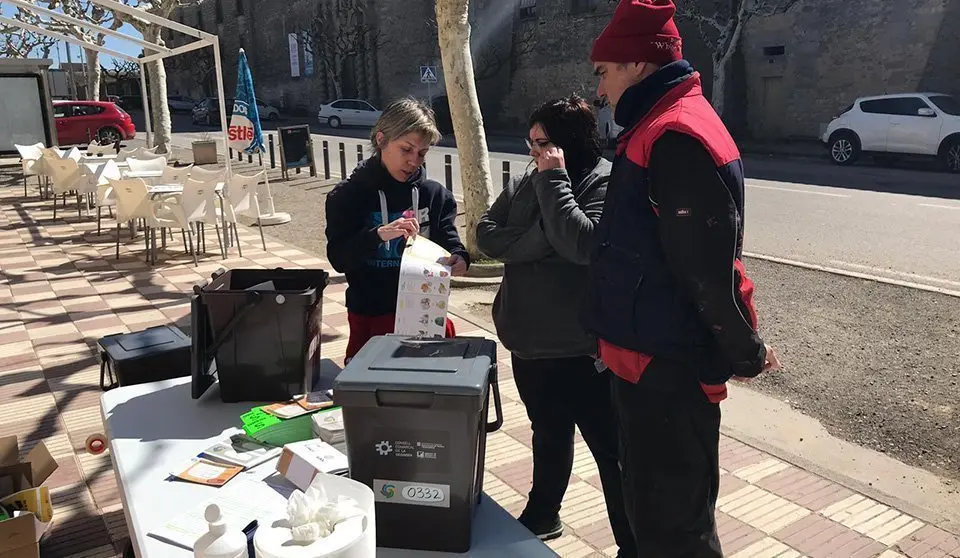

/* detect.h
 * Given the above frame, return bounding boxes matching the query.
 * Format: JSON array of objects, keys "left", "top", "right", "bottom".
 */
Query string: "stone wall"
[
  {"left": 744, "top": 0, "right": 957, "bottom": 138},
  {"left": 164, "top": 0, "right": 960, "bottom": 139}
]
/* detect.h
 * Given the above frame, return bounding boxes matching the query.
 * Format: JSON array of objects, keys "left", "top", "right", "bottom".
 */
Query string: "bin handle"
[
  {"left": 486, "top": 370, "right": 503, "bottom": 433},
  {"left": 207, "top": 291, "right": 262, "bottom": 356}
]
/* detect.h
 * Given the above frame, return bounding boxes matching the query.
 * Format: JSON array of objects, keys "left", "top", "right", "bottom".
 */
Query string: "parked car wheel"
[
  {"left": 97, "top": 126, "right": 121, "bottom": 144},
  {"left": 829, "top": 132, "right": 860, "bottom": 166},
  {"left": 939, "top": 138, "right": 960, "bottom": 173},
  {"left": 328, "top": 116, "right": 342, "bottom": 128}
]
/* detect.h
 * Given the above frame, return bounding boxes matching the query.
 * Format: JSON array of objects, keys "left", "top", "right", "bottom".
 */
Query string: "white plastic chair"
[
  {"left": 126, "top": 156, "right": 169, "bottom": 175},
  {"left": 188, "top": 166, "right": 226, "bottom": 182},
  {"left": 41, "top": 152, "right": 82, "bottom": 220},
  {"left": 109, "top": 177, "right": 193, "bottom": 265},
  {"left": 86, "top": 142, "right": 116, "bottom": 157},
  {"left": 178, "top": 177, "right": 226, "bottom": 259},
  {"left": 63, "top": 147, "right": 83, "bottom": 162},
  {"left": 14, "top": 143, "right": 44, "bottom": 197},
  {"left": 161, "top": 164, "right": 193, "bottom": 184},
  {"left": 89, "top": 161, "right": 122, "bottom": 234},
  {"left": 116, "top": 146, "right": 157, "bottom": 162},
  {"left": 225, "top": 171, "right": 268, "bottom": 254}
]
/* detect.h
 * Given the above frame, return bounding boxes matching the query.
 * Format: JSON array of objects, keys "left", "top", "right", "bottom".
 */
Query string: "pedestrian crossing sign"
[{"left": 420, "top": 65, "right": 438, "bottom": 84}]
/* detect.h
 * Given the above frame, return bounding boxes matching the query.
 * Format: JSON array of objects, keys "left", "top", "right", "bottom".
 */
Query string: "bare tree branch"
[
  {"left": 0, "top": 5, "right": 57, "bottom": 58},
  {"left": 102, "top": 58, "right": 140, "bottom": 79},
  {"left": 473, "top": 23, "right": 534, "bottom": 82},
  {"left": 299, "top": 2, "right": 384, "bottom": 100}
]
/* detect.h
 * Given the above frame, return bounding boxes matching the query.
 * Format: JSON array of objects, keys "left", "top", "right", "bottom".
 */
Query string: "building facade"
[{"left": 164, "top": 0, "right": 960, "bottom": 139}]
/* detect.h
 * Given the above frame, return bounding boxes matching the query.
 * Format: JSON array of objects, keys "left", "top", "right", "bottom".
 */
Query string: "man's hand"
[
  {"left": 536, "top": 146, "right": 565, "bottom": 172},
  {"left": 732, "top": 344, "right": 781, "bottom": 383},
  {"left": 441, "top": 254, "right": 469, "bottom": 276},
  {"left": 377, "top": 217, "right": 419, "bottom": 242},
  {"left": 761, "top": 344, "right": 781, "bottom": 373}
]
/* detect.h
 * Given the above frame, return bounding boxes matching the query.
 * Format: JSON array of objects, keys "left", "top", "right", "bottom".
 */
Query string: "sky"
[{"left": 1, "top": 2, "right": 145, "bottom": 68}]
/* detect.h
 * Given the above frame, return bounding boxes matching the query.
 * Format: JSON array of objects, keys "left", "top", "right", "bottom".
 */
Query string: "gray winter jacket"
[{"left": 476, "top": 158, "right": 611, "bottom": 360}]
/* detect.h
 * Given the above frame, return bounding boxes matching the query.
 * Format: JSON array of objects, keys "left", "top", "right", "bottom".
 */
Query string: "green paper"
[
  {"left": 245, "top": 413, "right": 315, "bottom": 446},
  {"left": 240, "top": 408, "right": 281, "bottom": 434}
]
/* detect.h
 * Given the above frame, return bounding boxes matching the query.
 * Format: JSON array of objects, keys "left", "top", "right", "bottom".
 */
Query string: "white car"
[
  {"left": 822, "top": 93, "right": 960, "bottom": 172},
  {"left": 257, "top": 101, "right": 280, "bottom": 121},
  {"left": 167, "top": 95, "right": 196, "bottom": 112},
  {"left": 317, "top": 99, "right": 382, "bottom": 128}
]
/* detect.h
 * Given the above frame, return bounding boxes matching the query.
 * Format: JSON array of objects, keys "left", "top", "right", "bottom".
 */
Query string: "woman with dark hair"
[{"left": 476, "top": 96, "right": 635, "bottom": 556}]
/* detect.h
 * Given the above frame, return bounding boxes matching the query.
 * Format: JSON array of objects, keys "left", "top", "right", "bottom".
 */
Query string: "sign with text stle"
[
  {"left": 229, "top": 49, "right": 265, "bottom": 154},
  {"left": 395, "top": 236, "right": 452, "bottom": 338}
]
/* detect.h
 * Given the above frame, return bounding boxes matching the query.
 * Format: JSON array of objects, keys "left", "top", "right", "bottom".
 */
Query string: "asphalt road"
[{"left": 742, "top": 158, "right": 960, "bottom": 291}]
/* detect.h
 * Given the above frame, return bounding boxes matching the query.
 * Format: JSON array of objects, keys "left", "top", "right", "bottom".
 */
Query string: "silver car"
[{"left": 317, "top": 99, "right": 382, "bottom": 128}]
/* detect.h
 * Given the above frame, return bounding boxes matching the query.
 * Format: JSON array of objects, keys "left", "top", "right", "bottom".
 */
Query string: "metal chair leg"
[
  {"left": 23, "top": 176, "right": 27, "bottom": 197},
  {"left": 52, "top": 193, "right": 57, "bottom": 220},
  {"left": 214, "top": 224, "right": 225, "bottom": 260},
  {"left": 257, "top": 218, "right": 266, "bottom": 251},
  {"left": 187, "top": 229, "right": 198, "bottom": 266},
  {"left": 234, "top": 224, "right": 243, "bottom": 258},
  {"left": 115, "top": 224, "right": 121, "bottom": 259},
  {"left": 97, "top": 206, "right": 102, "bottom": 235}
]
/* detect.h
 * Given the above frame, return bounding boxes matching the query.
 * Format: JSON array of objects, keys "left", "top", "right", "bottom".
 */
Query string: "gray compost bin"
[{"left": 332, "top": 335, "right": 503, "bottom": 553}]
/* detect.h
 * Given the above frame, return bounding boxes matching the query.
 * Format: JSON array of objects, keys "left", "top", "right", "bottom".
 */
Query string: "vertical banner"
[
  {"left": 228, "top": 49, "right": 264, "bottom": 154},
  {"left": 302, "top": 31, "right": 315, "bottom": 77},
  {"left": 288, "top": 33, "right": 301, "bottom": 78}
]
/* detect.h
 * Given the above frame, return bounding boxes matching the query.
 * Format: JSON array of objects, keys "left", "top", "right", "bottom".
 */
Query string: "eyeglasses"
[{"left": 525, "top": 138, "right": 551, "bottom": 150}]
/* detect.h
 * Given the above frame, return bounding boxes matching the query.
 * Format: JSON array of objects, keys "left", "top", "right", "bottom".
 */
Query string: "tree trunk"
[
  {"left": 143, "top": 26, "right": 172, "bottom": 154},
  {"left": 711, "top": 59, "right": 727, "bottom": 116},
  {"left": 85, "top": 48, "right": 101, "bottom": 101},
  {"left": 436, "top": 0, "right": 493, "bottom": 260}
]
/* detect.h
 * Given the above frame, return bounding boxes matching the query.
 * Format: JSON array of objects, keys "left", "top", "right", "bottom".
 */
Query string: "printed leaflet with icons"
[{"left": 395, "top": 235, "right": 452, "bottom": 338}]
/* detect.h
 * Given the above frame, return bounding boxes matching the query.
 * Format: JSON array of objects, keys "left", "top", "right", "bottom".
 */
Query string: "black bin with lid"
[
  {"left": 332, "top": 335, "right": 503, "bottom": 553},
  {"left": 191, "top": 267, "right": 329, "bottom": 402}
]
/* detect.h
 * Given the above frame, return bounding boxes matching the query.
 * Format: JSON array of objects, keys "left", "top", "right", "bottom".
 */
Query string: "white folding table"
[{"left": 101, "top": 377, "right": 557, "bottom": 557}]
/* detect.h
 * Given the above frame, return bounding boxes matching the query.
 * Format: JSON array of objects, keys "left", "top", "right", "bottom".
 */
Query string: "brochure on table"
[{"left": 395, "top": 236, "right": 452, "bottom": 338}]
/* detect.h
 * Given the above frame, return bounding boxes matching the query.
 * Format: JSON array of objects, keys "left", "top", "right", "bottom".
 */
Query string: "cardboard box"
[
  {"left": 276, "top": 439, "right": 348, "bottom": 491},
  {"left": 0, "top": 436, "right": 58, "bottom": 558}
]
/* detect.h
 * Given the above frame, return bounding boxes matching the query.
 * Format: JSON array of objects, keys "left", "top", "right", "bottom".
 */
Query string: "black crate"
[
  {"left": 191, "top": 268, "right": 329, "bottom": 403},
  {"left": 98, "top": 325, "right": 192, "bottom": 390}
]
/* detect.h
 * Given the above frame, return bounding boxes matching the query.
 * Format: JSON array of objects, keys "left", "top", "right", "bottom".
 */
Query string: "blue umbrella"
[{"left": 228, "top": 49, "right": 265, "bottom": 154}]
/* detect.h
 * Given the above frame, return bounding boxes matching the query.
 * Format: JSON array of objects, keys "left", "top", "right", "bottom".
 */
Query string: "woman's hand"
[
  {"left": 536, "top": 146, "right": 565, "bottom": 172},
  {"left": 377, "top": 217, "right": 419, "bottom": 242},
  {"left": 442, "top": 254, "right": 469, "bottom": 276}
]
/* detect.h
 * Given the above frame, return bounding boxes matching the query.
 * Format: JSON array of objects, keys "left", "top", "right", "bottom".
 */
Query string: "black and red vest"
[{"left": 581, "top": 62, "right": 756, "bottom": 386}]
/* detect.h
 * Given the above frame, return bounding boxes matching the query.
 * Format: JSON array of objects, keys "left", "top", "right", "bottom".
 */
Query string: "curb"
[{"left": 743, "top": 252, "right": 960, "bottom": 298}]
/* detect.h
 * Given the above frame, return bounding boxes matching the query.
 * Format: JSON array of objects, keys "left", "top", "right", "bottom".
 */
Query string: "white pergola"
[{"left": 0, "top": 0, "right": 233, "bottom": 177}]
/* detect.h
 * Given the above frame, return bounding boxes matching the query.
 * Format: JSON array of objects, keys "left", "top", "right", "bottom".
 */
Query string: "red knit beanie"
[{"left": 590, "top": 0, "right": 683, "bottom": 66}]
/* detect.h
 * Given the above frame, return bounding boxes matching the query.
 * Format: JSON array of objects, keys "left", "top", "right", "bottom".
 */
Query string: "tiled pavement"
[{"left": 1, "top": 176, "right": 959, "bottom": 558}]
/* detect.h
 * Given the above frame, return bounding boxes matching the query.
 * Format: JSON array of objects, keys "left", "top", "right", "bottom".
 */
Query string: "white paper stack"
[{"left": 312, "top": 408, "right": 345, "bottom": 445}]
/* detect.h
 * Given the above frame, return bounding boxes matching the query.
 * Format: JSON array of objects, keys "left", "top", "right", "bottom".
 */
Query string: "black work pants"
[
  {"left": 512, "top": 354, "right": 636, "bottom": 557},
  {"left": 610, "top": 357, "right": 723, "bottom": 558}
]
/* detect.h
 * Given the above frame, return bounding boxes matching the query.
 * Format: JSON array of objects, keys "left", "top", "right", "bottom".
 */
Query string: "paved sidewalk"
[{"left": 1, "top": 175, "right": 958, "bottom": 558}]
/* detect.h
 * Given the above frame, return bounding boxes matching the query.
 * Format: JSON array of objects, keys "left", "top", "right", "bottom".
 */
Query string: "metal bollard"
[
  {"left": 356, "top": 144, "right": 363, "bottom": 164},
  {"left": 502, "top": 161, "right": 510, "bottom": 189},
  {"left": 444, "top": 154, "right": 453, "bottom": 192},
  {"left": 269, "top": 134, "right": 276, "bottom": 168},
  {"left": 323, "top": 141, "right": 330, "bottom": 179},
  {"left": 339, "top": 143, "right": 347, "bottom": 179}
]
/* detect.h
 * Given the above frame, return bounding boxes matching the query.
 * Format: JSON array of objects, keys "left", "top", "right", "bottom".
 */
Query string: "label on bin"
[
  {"left": 371, "top": 429, "right": 450, "bottom": 475},
  {"left": 373, "top": 479, "right": 450, "bottom": 508}
]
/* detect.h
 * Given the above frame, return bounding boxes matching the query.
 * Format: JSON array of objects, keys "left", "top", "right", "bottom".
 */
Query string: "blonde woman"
[{"left": 325, "top": 97, "right": 469, "bottom": 361}]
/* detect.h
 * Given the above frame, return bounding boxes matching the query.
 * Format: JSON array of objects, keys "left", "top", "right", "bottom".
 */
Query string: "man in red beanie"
[{"left": 581, "top": 0, "right": 781, "bottom": 556}]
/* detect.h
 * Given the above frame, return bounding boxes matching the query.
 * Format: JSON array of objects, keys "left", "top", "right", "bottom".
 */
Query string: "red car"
[{"left": 53, "top": 100, "right": 137, "bottom": 146}]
